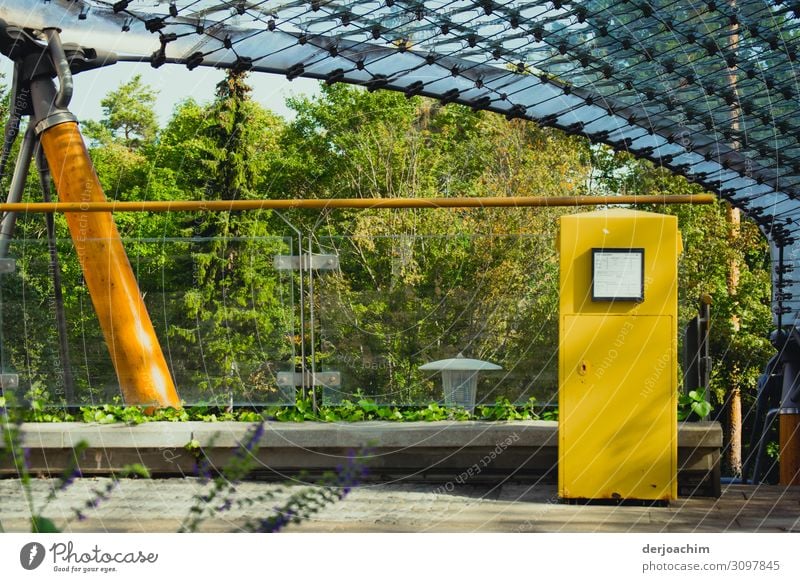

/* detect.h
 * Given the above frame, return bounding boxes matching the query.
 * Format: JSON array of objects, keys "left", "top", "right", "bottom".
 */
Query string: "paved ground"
[{"left": 0, "top": 478, "right": 798, "bottom": 533}]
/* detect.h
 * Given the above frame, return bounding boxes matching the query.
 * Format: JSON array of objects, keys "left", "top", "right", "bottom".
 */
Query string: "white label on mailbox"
[{"left": 592, "top": 249, "right": 643, "bottom": 301}]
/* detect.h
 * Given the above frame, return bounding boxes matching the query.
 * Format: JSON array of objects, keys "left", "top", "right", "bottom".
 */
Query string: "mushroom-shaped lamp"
[{"left": 419, "top": 353, "right": 502, "bottom": 412}]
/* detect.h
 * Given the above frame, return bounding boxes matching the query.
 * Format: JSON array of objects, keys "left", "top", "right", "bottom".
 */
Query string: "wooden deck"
[
  {"left": 0, "top": 419, "right": 756, "bottom": 532},
  {"left": 0, "top": 478, "right": 797, "bottom": 532}
]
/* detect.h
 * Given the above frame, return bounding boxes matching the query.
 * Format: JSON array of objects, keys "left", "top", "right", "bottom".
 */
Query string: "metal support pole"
[
  {"left": 308, "top": 237, "right": 317, "bottom": 412},
  {"left": 777, "top": 246, "right": 784, "bottom": 334},
  {"left": 42, "top": 28, "right": 73, "bottom": 110},
  {"left": 743, "top": 353, "right": 781, "bottom": 483},
  {"left": 28, "top": 72, "right": 179, "bottom": 408},
  {"left": 35, "top": 142, "right": 76, "bottom": 403},
  {"left": 0, "top": 124, "right": 36, "bottom": 257},
  {"left": 752, "top": 408, "right": 780, "bottom": 484},
  {"left": 297, "top": 231, "right": 307, "bottom": 403},
  {"left": 0, "top": 63, "right": 25, "bottom": 183}
]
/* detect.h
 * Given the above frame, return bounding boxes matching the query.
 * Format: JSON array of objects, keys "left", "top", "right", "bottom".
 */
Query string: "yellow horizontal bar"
[{"left": 0, "top": 195, "right": 715, "bottom": 213}]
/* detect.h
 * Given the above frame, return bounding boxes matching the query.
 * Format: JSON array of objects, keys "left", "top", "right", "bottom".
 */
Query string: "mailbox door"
[{"left": 560, "top": 314, "right": 676, "bottom": 501}]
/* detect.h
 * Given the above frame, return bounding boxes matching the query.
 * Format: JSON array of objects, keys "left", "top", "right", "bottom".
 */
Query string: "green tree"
[
  {"left": 164, "top": 71, "right": 291, "bottom": 403},
  {"left": 281, "top": 85, "right": 592, "bottom": 404},
  {"left": 83, "top": 74, "right": 158, "bottom": 149}
]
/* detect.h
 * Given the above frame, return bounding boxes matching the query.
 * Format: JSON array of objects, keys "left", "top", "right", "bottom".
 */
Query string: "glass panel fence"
[
  {"left": 312, "top": 234, "right": 560, "bottom": 408},
  {"left": 0, "top": 229, "right": 750, "bottom": 410},
  {"left": 0, "top": 237, "right": 298, "bottom": 407}
]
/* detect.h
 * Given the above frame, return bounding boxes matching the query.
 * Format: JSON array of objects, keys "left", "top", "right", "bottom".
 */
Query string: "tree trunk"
[
  {"left": 726, "top": 2, "right": 742, "bottom": 478},
  {"left": 726, "top": 203, "right": 742, "bottom": 477}
]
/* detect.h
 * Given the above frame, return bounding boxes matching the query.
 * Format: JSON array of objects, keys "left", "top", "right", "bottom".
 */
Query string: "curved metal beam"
[{"left": 0, "top": 0, "right": 797, "bottom": 326}]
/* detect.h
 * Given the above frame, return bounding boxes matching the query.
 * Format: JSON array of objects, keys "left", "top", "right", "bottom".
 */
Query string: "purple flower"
[
  {"left": 237, "top": 422, "right": 265, "bottom": 458},
  {"left": 194, "top": 456, "right": 212, "bottom": 483},
  {"left": 260, "top": 507, "right": 296, "bottom": 533},
  {"left": 58, "top": 467, "right": 82, "bottom": 491}
]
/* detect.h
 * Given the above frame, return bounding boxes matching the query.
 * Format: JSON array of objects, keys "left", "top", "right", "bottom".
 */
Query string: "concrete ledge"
[{"left": 1, "top": 421, "right": 722, "bottom": 496}]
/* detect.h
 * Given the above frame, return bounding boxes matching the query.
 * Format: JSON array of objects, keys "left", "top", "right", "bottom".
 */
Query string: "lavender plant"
[
  {"left": 0, "top": 394, "right": 149, "bottom": 532},
  {"left": 67, "top": 464, "right": 150, "bottom": 525},
  {"left": 1, "top": 394, "right": 88, "bottom": 532},
  {"left": 179, "top": 422, "right": 270, "bottom": 532},
  {"left": 243, "top": 450, "right": 368, "bottom": 533},
  {"left": 179, "top": 421, "right": 368, "bottom": 533},
  {"left": 4, "top": 398, "right": 365, "bottom": 532}
]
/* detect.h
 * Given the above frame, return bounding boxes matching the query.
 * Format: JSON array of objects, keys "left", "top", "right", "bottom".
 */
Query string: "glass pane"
[
  {"left": 313, "top": 234, "right": 559, "bottom": 408},
  {"left": 0, "top": 236, "right": 298, "bottom": 407}
]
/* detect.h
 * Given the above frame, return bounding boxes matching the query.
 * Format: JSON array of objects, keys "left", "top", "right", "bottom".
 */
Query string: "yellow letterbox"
[{"left": 558, "top": 208, "right": 682, "bottom": 502}]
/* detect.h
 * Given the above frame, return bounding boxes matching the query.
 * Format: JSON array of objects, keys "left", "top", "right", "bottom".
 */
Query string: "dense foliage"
[{"left": 0, "top": 74, "right": 773, "bottom": 425}]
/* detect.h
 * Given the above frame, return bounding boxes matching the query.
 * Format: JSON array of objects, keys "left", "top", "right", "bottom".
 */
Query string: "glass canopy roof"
[{"left": 1, "top": 0, "right": 799, "bottom": 325}]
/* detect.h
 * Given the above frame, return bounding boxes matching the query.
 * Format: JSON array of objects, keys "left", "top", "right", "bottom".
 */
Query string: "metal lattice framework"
[{"left": 1, "top": 0, "right": 800, "bottom": 325}]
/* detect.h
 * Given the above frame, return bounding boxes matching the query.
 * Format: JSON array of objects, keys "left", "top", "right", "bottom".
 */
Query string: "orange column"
[
  {"left": 779, "top": 413, "right": 800, "bottom": 486},
  {"left": 39, "top": 121, "right": 180, "bottom": 408}
]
